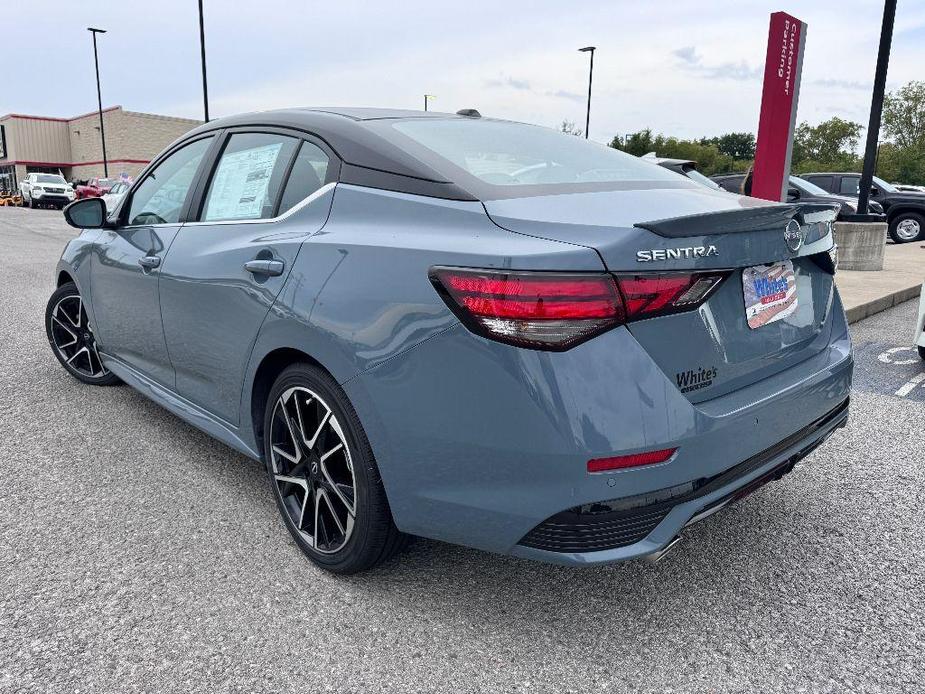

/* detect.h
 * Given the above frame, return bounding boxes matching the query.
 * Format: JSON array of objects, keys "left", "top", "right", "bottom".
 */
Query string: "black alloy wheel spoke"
[
  {"left": 269, "top": 386, "right": 357, "bottom": 554},
  {"left": 51, "top": 295, "right": 109, "bottom": 379}
]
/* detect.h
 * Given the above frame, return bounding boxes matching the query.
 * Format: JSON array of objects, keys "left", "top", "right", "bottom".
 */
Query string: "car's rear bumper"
[
  {"left": 511, "top": 396, "right": 848, "bottom": 565},
  {"left": 347, "top": 287, "right": 853, "bottom": 565}
]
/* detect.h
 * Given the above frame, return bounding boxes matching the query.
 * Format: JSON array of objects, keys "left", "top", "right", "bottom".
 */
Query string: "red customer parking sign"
[{"left": 752, "top": 12, "right": 807, "bottom": 202}]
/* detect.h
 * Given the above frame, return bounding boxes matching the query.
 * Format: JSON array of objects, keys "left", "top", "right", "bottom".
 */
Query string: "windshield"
[
  {"left": 789, "top": 176, "right": 829, "bottom": 196},
  {"left": 390, "top": 119, "right": 681, "bottom": 188},
  {"left": 685, "top": 168, "right": 722, "bottom": 190},
  {"left": 872, "top": 176, "right": 897, "bottom": 193},
  {"left": 98, "top": 178, "right": 117, "bottom": 188},
  {"left": 36, "top": 174, "right": 66, "bottom": 184}
]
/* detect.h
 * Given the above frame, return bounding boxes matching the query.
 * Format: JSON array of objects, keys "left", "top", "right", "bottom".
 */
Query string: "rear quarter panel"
[{"left": 241, "top": 184, "right": 603, "bottom": 450}]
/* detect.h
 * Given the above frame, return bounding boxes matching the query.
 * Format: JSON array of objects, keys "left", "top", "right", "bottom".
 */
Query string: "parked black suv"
[
  {"left": 711, "top": 173, "right": 882, "bottom": 221},
  {"left": 802, "top": 172, "right": 925, "bottom": 243}
]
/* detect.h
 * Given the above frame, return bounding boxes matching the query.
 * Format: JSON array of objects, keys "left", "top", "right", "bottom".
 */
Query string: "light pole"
[
  {"left": 857, "top": 0, "right": 896, "bottom": 216},
  {"left": 198, "top": 0, "right": 210, "bottom": 122},
  {"left": 87, "top": 27, "right": 109, "bottom": 177},
  {"left": 578, "top": 46, "right": 595, "bottom": 139},
  {"left": 424, "top": 94, "right": 436, "bottom": 112}
]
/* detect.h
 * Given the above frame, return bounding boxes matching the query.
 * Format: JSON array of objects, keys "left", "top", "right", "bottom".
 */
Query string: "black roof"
[{"left": 183, "top": 107, "right": 484, "bottom": 200}]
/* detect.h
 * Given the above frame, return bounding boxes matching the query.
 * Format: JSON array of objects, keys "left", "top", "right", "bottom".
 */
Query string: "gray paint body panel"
[{"left": 53, "top": 114, "right": 853, "bottom": 566}]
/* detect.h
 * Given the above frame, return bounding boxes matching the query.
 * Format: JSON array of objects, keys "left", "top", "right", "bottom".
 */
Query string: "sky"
[{"left": 4, "top": 1, "right": 925, "bottom": 143}]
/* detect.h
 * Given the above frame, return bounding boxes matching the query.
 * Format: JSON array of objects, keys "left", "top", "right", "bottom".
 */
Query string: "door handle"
[
  {"left": 138, "top": 255, "right": 161, "bottom": 270},
  {"left": 244, "top": 259, "right": 285, "bottom": 277}
]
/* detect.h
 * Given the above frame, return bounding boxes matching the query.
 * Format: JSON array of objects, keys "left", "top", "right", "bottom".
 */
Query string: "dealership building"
[{"left": 0, "top": 106, "right": 201, "bottom": 190}]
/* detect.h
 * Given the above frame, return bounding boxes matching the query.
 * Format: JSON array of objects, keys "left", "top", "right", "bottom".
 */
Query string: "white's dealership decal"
[{"left": 676, "top": 366, "right": 718, "bottom": 394}]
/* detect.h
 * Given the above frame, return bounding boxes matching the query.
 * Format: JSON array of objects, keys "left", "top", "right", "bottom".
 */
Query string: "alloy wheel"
[
  {"left": 49, "top": 294, "right": 109, "bottom": 378},
  {"left": 896, "top": 218, "right": 921, "bottom": 241},
  {"left": 269, "top": 386, "right": 356, "bottom": 554}
]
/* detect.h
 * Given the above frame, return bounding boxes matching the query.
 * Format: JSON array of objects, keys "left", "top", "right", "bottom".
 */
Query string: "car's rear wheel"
[
  {"left": 263, "top": 363, "right": 406, "bottom": 573},
  {"left": 918, "top": 345, "right": 925, "bottom": 361},
  {"left": 45, "top": 282, "right": 120, "bottom": 386},
  {"left": 889, "top": 212, "right": 924, "bottom": 243}
]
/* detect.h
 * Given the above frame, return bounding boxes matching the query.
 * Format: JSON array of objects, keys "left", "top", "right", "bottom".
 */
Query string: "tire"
[
  {"left": 263, "top": 362, "right": 406, "bottom": 574},
  {"left": 919, "top": 345, "right": 925, "bottom": 361},
  {"left": 888, "top": 212, "right": 925, "bottom": 243},
  {"left": 28, "top": 195, "right": 35, "bottom": 209},
  {"left": 45, "top": 282, "right": 120, "bottom": 386}
]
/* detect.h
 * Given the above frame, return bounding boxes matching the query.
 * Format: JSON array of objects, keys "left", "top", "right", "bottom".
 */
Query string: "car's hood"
[{"left": 888, "top": 191, "right": 925, "bottom": 203}]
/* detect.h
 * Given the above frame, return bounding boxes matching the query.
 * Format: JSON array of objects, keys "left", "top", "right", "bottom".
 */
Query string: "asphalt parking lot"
[{"left": 1, "top": 206, "right": 923, "bottom": 693}]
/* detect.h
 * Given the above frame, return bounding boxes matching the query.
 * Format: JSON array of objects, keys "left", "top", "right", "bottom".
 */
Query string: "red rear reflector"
[{"left": 587, "top": 447, "right": 677, "bottom": 473}]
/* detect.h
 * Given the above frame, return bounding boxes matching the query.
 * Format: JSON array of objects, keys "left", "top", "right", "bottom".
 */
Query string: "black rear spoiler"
[{"left": 635, "top": 203, "right": 839, "bottom": 238}]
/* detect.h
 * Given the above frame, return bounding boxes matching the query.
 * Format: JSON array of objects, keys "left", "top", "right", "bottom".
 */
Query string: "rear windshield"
[{"left": 390, "top": 119, "right": 681, "bottom": 188}]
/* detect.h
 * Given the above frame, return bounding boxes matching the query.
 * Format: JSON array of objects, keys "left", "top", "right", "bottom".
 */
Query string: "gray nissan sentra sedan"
[{"left": 47, "top": 108, "right": 852, "bottom": 573}]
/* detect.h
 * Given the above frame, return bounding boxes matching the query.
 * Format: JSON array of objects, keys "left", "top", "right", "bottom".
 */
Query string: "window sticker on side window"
[{"left": 204, "top": 143, "right": 282, "bottom": 221}]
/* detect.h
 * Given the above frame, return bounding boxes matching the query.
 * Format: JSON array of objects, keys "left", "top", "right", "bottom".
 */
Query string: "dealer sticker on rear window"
[{"left": 742, "top": 260, "right": 798, "bottom": 329}]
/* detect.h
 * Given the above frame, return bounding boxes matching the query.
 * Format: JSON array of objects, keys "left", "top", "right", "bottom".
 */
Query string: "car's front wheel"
[
  {"left": 45, "top": 282, "right": 120, "bottom": 386},
  {"left": 889, "top": 212, "right": 924, "bottom": 243},
  {"left": 263, "top": 363, "right": 406, "bottom": 573}
]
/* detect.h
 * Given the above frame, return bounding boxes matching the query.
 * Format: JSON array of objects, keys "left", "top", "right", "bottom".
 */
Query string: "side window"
[
  {"left": 838, "top": 176, "right": 860, "bottom": 196},
  {"left": 277, "top": 141, "right": 330, "bottom": 215},
  {"left": 127, "top": 137, "right": 213, "bottom": 225},
  {"left": 201, "top": 133, "right": 299, "bottom": 222},
  {"left": 806, "top": 175, "right": 833, "bottom": 192}
]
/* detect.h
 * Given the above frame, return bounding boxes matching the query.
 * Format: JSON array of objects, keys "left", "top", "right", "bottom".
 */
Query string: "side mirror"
[
  {"left": 787, "top": 187, "right": 800, "bottom": 201},
  {"left": 63, "top": 196, "right": 108, "bottom": 229}
]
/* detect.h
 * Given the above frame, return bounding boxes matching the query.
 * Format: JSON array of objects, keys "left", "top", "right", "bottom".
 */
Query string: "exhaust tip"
[{"left": 645, "top": 535, "right": 682, "bottom": 563}]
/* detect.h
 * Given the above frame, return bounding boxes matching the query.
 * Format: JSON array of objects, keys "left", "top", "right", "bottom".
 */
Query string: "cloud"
[
  {"left": 813, "top": 78, "right": 871, "bottom": 91},
  {"left": 672, "top": 45, "right": 761, "bottom": 81},
  {"left": 673, "top": 46, "right": 699, "bottom": 64},
  {"left": 484, "top": 76, "right": 532, "bottom": 91},
  {"left": 547, "top": 89, "right": 585, "bottom": 102}
]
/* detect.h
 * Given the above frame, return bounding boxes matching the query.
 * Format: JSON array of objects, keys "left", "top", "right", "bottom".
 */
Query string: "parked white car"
[
  {"left": 916, "top": 283, "right": 925, "bottom": 361},
  {"left": 101, "top": 181, "right": 130, "bottom": 213},
  {"left": 20, "top": 173, "right": 76, "bottom": 209}
]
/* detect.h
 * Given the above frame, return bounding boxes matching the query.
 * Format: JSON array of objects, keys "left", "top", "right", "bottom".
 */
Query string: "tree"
[
  {"left": 702, "top": 132, "right": 756, "bottom": 160},
  {"left": 609, "top": 129, "right": 740, "bottom": 176},
  {"left": 791, "top": 117, "right": 863, "bottom": 172},
  {"left": 876, "top": 142, "right": 925, "bottom": 185},
  {"left": 559, "top": 120, "right": 583, "bottom": 137},
  {"left": 883, "top": 81, "right": 925, "bottom": 149},
  {"left": 609, "top": 129, "right": 655, "bottom": 156}
]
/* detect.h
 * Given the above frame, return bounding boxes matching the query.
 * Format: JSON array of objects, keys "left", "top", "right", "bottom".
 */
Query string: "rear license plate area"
[{"left": 742, "top": 260, "right": 798, "bottom": 329}]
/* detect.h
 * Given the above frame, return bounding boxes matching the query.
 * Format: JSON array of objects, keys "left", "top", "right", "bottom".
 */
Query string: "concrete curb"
[{"left": 846, "top": 283, "right": 922, "bottom": 324}]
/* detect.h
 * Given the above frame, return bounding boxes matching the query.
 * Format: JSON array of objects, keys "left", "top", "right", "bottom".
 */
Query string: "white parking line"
[{"left": 895, "top": 372, "right": 925, "bottom": 398}]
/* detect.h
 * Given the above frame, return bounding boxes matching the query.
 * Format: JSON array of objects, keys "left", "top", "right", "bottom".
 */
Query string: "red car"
[{"left": 75, "top": 177, "right": 118, "bottom": 199}]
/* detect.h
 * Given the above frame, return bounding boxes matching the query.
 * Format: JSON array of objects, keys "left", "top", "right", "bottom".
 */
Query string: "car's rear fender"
[
  {"left": 346, "top": 287, "right": 852, "bottom": 554},
  {"left": 241, "top": 184, "right": 604, "bottom": 454}
]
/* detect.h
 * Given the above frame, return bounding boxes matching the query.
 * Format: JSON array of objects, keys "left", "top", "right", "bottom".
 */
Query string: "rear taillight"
[
  {"left": 430, "top": 267, "right": 625, "bottom": 350},
  {"left": 430, "top": 267, "right": 728, "bottom": 350},
  {"left": 617, "top": 272, "right": 728, "bottom": 320}
]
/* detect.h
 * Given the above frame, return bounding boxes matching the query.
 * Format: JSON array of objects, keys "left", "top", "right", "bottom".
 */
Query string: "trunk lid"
[{"left": 484, "top": 186, "right": 839, "bottom": 402}]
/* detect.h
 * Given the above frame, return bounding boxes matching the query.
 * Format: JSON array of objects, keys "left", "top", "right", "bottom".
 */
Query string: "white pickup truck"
[{"left": 20, "top": 173, "right": 76, "bottom": 209}]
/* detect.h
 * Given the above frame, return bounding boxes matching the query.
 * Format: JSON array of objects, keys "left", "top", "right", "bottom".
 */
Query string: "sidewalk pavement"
[{"left": 836, "top": 242, "right": 924, "bottom": 324}]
